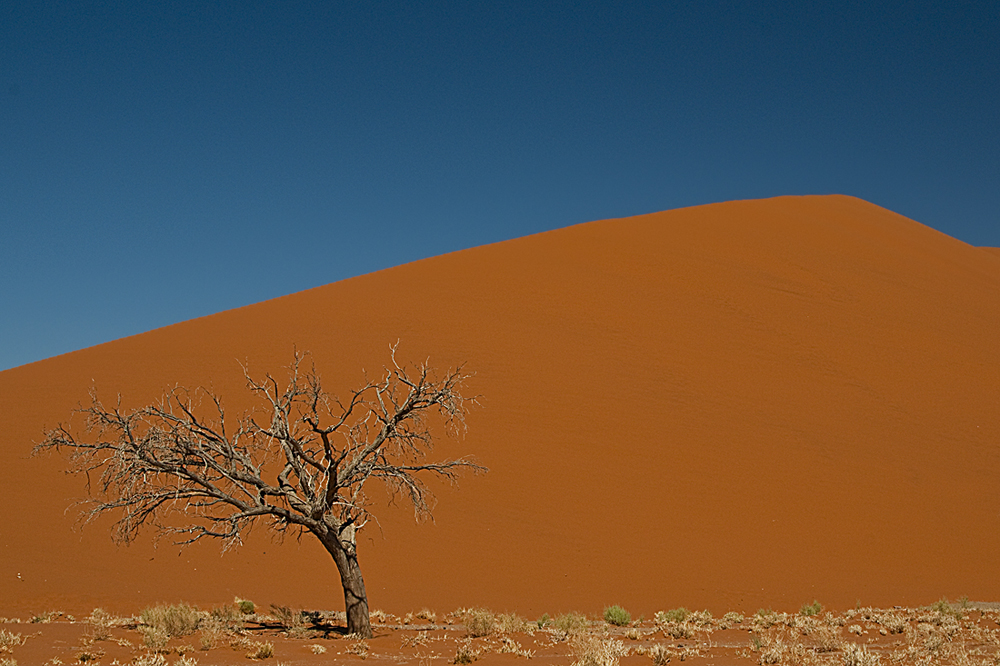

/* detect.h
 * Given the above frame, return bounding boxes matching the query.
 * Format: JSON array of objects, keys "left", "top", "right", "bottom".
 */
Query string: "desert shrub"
[
  {"left": 753, "top": 609, "right": 782, "bottom": 629},
  {"left": 495, "top": 612, "right": 528, "bottom": 634},
  {"left": 235, "top": 598, "right": 255, "bottom": 615},
  {"left": 656, "top": 608, "right": 689, "bottom": 624},
  {"left": 721, "top": 612, "right": 744, "bottom": 627},
  {"left": 370, "top": 609, "right": 393, "bottom": 623},
  {"left": 808, "top": 623, "right": 841, "bottom": 652},
  {"left": 270, "top": 604, "right": 308, "bottom": 636},
  {"left": 0, "top": 658, "right": 15, "bottom": 666},
  {"left": 141, "top": 625, "right": 170, "bottom": 651},
  {"left": 842, "top": 643, "right": 880, "bottom": 666},
  {"left": 571, "top": 635, "right": 628, "bottom": 666},
  {"left": 416, "top": 609, "right": 437, "bottom": 623},
  {"left": 461, "top": 608, "right": 526, "bottom": 636},
  {"left": 199, "top": 604, "right": 245, "bottom": 650},
  {"left": 245, "top": 640, "right": 274, "bottom": 659},
  {"left": 29, "top": 611, "right": 61, "bottom": 623},
  {"left": 537, "top": 613, "right": 552, "bottom": 629},
  {"left": 311, "top": 644, "right": 328, "bottom": 654},
  {"left": 346, "top": 639, "right": 369, "bottom": 659},
  {"left": 664, "top": 622, "right": 695, "bottom": 639},
  {"left": 930, "top": 598, "right": 965, "bottom": 620},
  {"left": 646, "top": 644, "right": 670, "bottom": 666},
  {"left": 553, "top": 612, "right": 590, "bottom": 636},
  {"left": 876, "top": 613, "right": 907, "bottom": 634},
  {"left": 800, "top": 600, "right": 823, "bottom": 617},
  {"left": 141, "top": 603, "right": 201, "bottom": 638},
  {"left": 604, "top": 606, "right": 631, "bottom": 627},
  {"left": 175, "top": 656, "right": 199, "bottom": 666},
  {"left": 462, "top": 608, "right": 495, "bottom": 637}
]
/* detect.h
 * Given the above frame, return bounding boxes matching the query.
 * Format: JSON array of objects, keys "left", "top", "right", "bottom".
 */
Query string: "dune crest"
[{"left": 2, "top": 195, "right": 998, "bottom": 617}]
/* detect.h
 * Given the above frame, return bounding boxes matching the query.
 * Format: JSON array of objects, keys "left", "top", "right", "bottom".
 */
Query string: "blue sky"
[{"left": 2, "top": 1, "right": 998, "bottom": 371}]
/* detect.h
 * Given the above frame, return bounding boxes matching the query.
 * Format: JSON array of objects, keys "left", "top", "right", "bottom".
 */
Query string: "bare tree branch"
[{"left": 33, "top": 345, "right": 486, "bottom": 638}]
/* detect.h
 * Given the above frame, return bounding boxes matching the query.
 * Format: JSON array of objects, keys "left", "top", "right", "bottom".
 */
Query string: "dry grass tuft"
[
  {"left": 460, "top": 608, "right": 527, "bottom": 637},
  {"left": 570, "top": 634, "right": 628, "bottom": 666},
  {"left": 402, "top": 631, "right": 431, "bottom": 647},
  {"left": 141, "top": 603, "right": 201, "bottom": 641},
  {"left": 842, "top": 642, "right": 880, "bottom": 666},
  {"left": 498, "top": 636, "right": 535, "bottom": 658},
  {"left": 462, "top": 608, "right": 495, "bottom": 637},
  {"left": 246, "top": 639, "right": 275, "bottom": 660},
  {"left": 0, "top": 630, "right": 26, "bottom": 654},
  {"left": 454, "top": 638, "right": 479, "bottom": 664},
  {"left": 346, "top": 639, "right": 370, "bottom": 659}
]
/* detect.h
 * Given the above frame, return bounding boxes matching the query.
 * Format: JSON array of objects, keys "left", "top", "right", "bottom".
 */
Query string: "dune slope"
[{"left": 2, "top": 195, "right": 999, "bottom": 618}]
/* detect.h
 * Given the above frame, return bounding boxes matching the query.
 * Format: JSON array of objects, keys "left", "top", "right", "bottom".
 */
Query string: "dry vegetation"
[{"left": 0, "top": 597, "right": 997, "bottom": 666}]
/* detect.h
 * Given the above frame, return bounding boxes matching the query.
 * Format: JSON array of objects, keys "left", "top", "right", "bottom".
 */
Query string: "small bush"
[
  {"left": 664, "top": 622, "right": 694, "bottom": 639},
  {"left": 537, "top": 613, "right": 552, "bottom": 629},
  {"left": 604, "top": 606, "right": 631, "bottom": 627},
  {"left": 929, "top": 598, "right": 964, "bottom": 620},
  {"left": 311, "top": 644, "right": 328, "bottom": 654},
  {"left": 235, "top": 598, "right": 255, "bottom": 615},
  {"left": 269, "top": 604, "right": 308, "bottom": 636},
  {"left": 721, "top": 611, "right": 744, "bottom": 627},
  {"left": 800, "top": 601, "right": 823, "bottom": 617},
  {"left": 141, "top": 603, "right": 201, "bottom": 638},
  {"left": 462, "top": 608, "right": 495, "bottom": 637},
  {"left": 553, "top": 612, "right": 590, "bottom": 636},
  {"left": 656, "top": 608, "right": 689, "bottom": 624},
  {"left": 647, "top": 644, "right": 670, "bottom": 666}
]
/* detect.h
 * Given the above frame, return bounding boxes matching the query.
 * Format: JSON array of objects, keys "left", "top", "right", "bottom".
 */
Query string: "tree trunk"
[{"left": 317, "top": 525, "right": 373, "bottom": 638}]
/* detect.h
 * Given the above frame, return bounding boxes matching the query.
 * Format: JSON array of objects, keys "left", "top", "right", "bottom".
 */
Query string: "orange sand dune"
[{"left": 2, "top": 195, "right": 999, "bottom": 619}]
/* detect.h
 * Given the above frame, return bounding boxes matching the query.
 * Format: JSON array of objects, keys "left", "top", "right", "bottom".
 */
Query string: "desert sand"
[{"left": 1, "top": 195, "right": 998, "bottom": 623}]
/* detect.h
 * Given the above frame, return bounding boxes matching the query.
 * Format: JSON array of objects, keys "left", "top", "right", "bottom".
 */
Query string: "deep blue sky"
[{"left": 2, "top": 1, "right": 998, "bottom": 371}]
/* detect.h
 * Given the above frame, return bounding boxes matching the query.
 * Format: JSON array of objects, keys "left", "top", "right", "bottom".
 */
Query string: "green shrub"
[
  {"left": 235, "top": 598, "right": 255, "bottom": 615},
  {"left": 536, "top": 613, "right": 552, "bottom": 629},
  {"left": 929, "top": 598, "right": 964, "bottom": 620},
  {"left": 603, "top": 605, "right": 631, "bottom": 627},
  {"left": 800, "top": 600, "right": 823, "bottom": 617},
  {"left": 655, "top": 608, "right": 689, "bottom": 624}
]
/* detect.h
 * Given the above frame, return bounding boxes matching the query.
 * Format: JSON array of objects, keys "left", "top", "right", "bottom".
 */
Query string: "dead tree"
[{"left": 34, "top": 344, "right": 485, "bottom": 638}]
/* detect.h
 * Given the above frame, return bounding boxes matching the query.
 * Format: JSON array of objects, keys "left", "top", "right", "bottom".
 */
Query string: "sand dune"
[{"left": 2, "top": 195, "right": 998, "bottom": 619}]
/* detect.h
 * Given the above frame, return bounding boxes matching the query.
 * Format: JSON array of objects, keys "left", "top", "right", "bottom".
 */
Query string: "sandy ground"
[
  {"left": 1, "top": 195, "right": 999, "bottom": 620},
  {"left": 2, "top": 603, "right": 999, "bottom": 666}
]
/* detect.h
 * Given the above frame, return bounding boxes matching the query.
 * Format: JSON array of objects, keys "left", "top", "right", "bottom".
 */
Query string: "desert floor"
[{"left": 2, "top": 599, "right": 998, "bottom": 666}]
